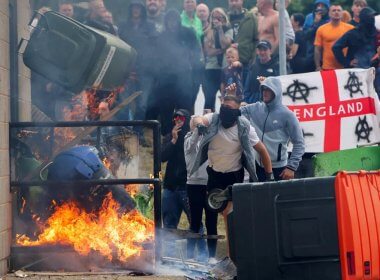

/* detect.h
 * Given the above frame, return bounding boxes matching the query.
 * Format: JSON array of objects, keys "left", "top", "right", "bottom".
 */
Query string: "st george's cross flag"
[{"left": 278, "top": 68, "right": 380, "bottom": 153}]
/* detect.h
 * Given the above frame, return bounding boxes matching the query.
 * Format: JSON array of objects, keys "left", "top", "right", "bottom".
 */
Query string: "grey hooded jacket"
[
  {"left": 189, "top": 113, "right": 258, "bottom": 182},
  {"left": 240, "top": 77, "right": 305, "bottom": 171},
  {"left": 184, "top": 129, "right": 208, "bottom": 185}
]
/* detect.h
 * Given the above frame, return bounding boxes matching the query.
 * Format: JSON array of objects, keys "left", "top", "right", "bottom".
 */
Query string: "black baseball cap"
[{"left": 257, "top": 40, "right": 272, "bottom": 50}]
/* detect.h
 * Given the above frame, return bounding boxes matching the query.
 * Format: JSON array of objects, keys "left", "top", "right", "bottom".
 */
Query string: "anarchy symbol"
[
  {"left": 283, "top": 79, "right": 318, "bottom": 103},
  {"left": 344, "top": 72, "right": 363, "bottom": 98},
  {"left": 355, "top": 116, "right": 372, "bottom": 143}
]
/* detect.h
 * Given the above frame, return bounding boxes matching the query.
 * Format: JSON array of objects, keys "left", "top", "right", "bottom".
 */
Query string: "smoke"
[{"left": 12, "top": 245, "right": 155, "bottom": 273}]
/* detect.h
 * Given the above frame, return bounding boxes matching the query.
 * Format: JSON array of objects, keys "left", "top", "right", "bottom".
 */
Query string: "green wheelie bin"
[{"left": 23, "top": 11, "right": 136, "bottom": 92}]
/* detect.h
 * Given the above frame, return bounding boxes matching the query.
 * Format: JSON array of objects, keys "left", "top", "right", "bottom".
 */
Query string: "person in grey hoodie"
[
  {"left": 184, "top": 116, "right": 209, "bottom": 261},
  {"left": 239, "top": 76, "right": 305, "bottom": 181}
]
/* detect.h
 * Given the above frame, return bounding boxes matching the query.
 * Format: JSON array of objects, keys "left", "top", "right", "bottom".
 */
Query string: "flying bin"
[{"left": 22, "top": 11, "right": 136, "bottom": 92}]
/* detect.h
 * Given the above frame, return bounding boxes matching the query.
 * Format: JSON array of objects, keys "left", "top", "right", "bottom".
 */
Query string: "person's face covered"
[
  {"left": 362, "top": 14, "right": 375, "bottom": 26},
  {"left": 131, "top": 4, "right": 143, "bottom": 19},
  {"left": 219, "top": 100, "right": 241, "bottom": 129},
  {"left": 167, "top": 17, "right": 180, "bottom": 31},
  {"left": 315, "top": 3, "right": 328, "bottom": 16},
  {"left": 360, "top": 8, "right": 376, "bottom": 27},
  {"left": 174, "top": 115, "right": 186, "bottom": 127}
]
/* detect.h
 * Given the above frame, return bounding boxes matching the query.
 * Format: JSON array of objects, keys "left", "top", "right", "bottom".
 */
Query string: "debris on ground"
[{"left": 13, "top": 271, "right": 27, "bottom": 278}]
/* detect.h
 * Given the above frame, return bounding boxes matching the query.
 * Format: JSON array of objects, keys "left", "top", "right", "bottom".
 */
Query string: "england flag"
[{"left": 279, "top": 68, "right": 380, "bottom": 153}]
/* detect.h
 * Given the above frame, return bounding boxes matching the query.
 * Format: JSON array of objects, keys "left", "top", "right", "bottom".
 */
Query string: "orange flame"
[
  {"left": 102, "top": 157, "right": 111, "bottom": 170},
  {"left": 16, "top": 194, "right": 154, "bottom": 262},
  {"left": 52, "top": 91, "right": 89, "bottom": 149},
  {"left": 51, "top": 88, "right": 123, "bottom": 150},
  {"left": 125, "top": 184, "right": 140, "bottom": 198},
  {"left": 20, "top": 197, "right": 26, "bottom": 214}
]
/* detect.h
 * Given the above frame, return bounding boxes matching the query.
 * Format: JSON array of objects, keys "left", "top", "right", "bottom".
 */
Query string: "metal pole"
[
  {"left": 152, "top": 122, "right": 162, "bottom": 267},
  {"left": 278, "top": 0, "right": 287, "bottom": 75}
]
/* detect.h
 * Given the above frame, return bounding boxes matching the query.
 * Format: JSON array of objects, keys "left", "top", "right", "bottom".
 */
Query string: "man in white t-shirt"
[{"left": 190, "top": 95, "right": 272, "bottom": 260}]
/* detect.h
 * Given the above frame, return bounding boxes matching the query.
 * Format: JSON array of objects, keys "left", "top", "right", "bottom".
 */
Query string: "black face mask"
[
  {"left": 359, "top": 16, "right": 376, "bottom": 37},
  {"left": 361, "top": 16, "right": 375, "bottom": 27},
  {"left": 219, "top": 105, "right": 241, "bottom": 129}
]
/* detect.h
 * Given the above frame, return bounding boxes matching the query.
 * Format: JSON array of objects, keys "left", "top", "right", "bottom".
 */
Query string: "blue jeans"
[
  {"left": 162, "top": 188, "right": 207, "bottom": 259},
  {"left": 162, "top": 188, "right": 190, "bottom": 228}
]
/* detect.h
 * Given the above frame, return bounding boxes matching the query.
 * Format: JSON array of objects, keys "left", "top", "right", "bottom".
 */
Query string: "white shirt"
[{"left": 204, "top": 113, "right": 259, "bottom": 173}]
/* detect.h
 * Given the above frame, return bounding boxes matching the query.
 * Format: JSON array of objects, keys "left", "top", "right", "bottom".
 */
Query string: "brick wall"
[
  {"left": 0, "top": 1, "right": 31, "bottom": 276},
  {"left": 0, "top": 0, "right": 11, "bottom": 275}
]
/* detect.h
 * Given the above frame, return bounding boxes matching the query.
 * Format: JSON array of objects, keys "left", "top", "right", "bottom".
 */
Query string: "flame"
[
  {"left": 125, "top": 184, "right": 140, "bottom": 198},
  {"left": 52, "top": 91, "right": 90, "bottom": 148},
  {"left": 20, "top": 197, "right": 26, "bottom": 214},
  {"left": 51, "top": 88, "right": 123, "bottom": 150},
  {"left": 102, "top": 157, "right": 111, "bottom": 170},
  {"left": 16, "top": 194, "right": 154, "bottom": 262}
]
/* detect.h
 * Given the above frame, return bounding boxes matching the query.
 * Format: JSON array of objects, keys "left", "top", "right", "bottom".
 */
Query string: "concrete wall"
[{"left": 0, "top": 1, "right": 31, "bottom": 276}]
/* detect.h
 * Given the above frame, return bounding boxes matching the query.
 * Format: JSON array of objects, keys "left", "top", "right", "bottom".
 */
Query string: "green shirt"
[{"left": 180, "top": 11, "right": 203, "bottom": 44}]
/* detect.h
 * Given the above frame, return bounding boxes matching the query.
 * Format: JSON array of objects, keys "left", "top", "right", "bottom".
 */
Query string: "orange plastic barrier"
[{"left": 335, "top": 171, "right": 380, "bottom": 280}]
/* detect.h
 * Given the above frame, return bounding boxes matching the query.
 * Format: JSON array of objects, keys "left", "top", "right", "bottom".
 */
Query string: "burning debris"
[
  {"left": 9, "top": 5, "right": 166, "bottom": 276},
  {"left": 16, "top": 193, "right": 154, "bottom": 262},
  {"left": 11, "top": 142, "right": 155, "bottom": 273}
]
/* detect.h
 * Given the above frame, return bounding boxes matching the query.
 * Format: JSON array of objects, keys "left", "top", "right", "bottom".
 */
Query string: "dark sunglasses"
[{"left": 174, "top": 115, "right": 186, "bottom": 122}]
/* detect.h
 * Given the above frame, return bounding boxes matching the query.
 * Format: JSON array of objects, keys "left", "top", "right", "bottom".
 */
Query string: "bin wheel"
[{"left": 206, "top": 188, "right": 228, "bottom": 213}]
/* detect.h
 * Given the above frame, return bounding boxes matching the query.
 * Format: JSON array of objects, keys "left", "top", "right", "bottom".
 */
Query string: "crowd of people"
[
  {"left": 32, "top": 0, "right": 380, "bottom": 126},
  {"left": 30, "top": 0, "right": 380, "bottom": 263}
]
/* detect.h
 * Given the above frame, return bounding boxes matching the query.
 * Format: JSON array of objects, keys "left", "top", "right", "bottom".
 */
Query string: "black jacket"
[
  {"left": 244, "top": 57, "right": 280, "bottom": 102},
  {"left": 118, "top": 0, "right": 158, "bottom": 74},
  {"left": 332, "top": 28, "right": 376, "bottom": 68},
  {"left": 161, "top": 109, "right": 190, "bottom": 190},
  {"left": 156, "top": 9, "right": 201, "bottom": 76}
]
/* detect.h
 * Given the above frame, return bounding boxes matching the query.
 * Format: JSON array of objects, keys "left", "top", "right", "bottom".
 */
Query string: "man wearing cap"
[
  {"left": 257, "top": 0, "right": 279, "bottom": 54},
  {"left": 238, "top": 76, "right": 305, "bottom": 181},
  {"left": 243, "top": 40, "right": 279, "bottom": 103}
]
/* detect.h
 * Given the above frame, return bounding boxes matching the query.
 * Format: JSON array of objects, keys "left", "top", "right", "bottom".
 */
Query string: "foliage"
[{"left": 133, "top": 187, "right": 154, "bottom": 219}]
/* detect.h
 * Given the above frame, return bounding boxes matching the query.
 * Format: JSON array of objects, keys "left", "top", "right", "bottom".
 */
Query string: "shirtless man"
[{"left": 257, "top": 0, "right": 279, "bottom": 54}]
